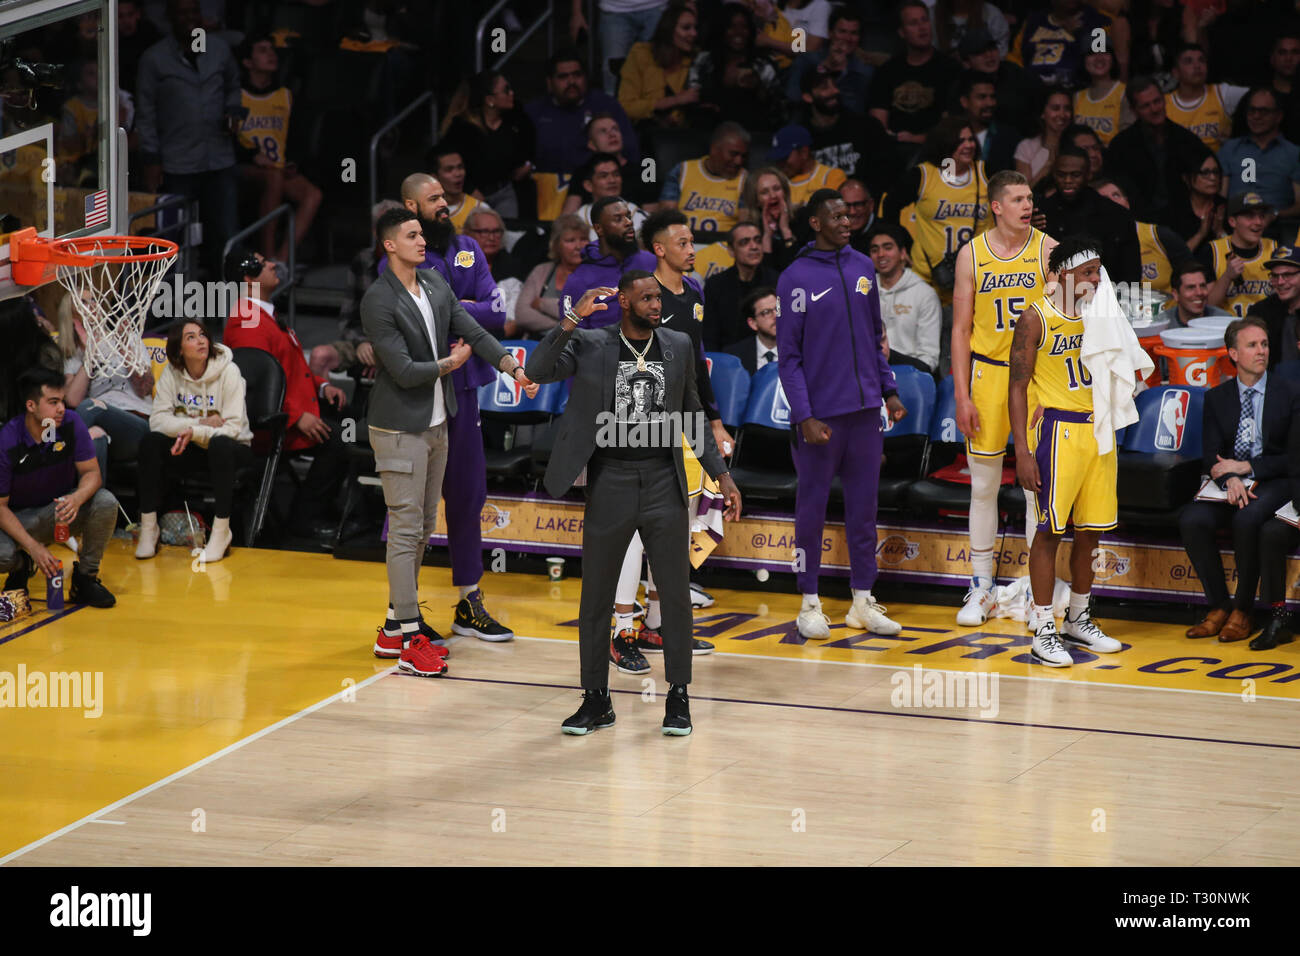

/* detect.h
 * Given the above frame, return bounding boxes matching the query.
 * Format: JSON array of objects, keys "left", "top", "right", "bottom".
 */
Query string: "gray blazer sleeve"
[
  {"left": 525, "top": 322, "right": 581, "bottom": 383},
  {"left": 361, "top": 283, "right": 441, "bottom": 389}
]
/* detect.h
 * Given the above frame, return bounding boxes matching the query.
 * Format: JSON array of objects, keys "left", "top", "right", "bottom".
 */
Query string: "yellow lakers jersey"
[
  {"left": 1032, "top": 295, "right": 1091, "bottom": 413},
  {"left": 60, "top": 96, "right": 98, "bottom": 162},
  {"left": 448, "top": 193, "right": 481, "bottom": 232},
  {"left": 787, "top": 162, "right": 846, "bottom": 207},
  {"left": 533, "top": 172, "right": 572, "bottom": 221},
  {"left": 691, "top": 241, "right": 734, "bottom": 282},
  {"left": 1074, "top": 81, "right": 1125, "bottom": 145},
  {"left": 970, "top": 228, "right": 1049, "bottom": 361},
  {"left": 1165, "top": 86, "right": 1231, "bottom": 151},
  {"left": 676, "top": 158, "right": 745, "bottom": 234},
  {"left": 239, "top": 87, "right": 291, "bottom": 168},
  {"left": 913, "top": 161, "right": 989, "bottom": 288},
  {"left": 1136, "top": 222, "right": 1172, "bottom": 293},
  {"left": 1211, "top": 237, "right": 1276, "bottom": 317}
]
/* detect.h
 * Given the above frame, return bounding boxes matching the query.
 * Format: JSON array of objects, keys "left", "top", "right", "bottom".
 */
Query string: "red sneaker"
[
  {"left": 399, "top": 634, "right": 450, "bottom": 677},
  {"left": 376, "top": 627, "right": 448, "bottom": 661},
  {"left": 634, "top": 622, "right": 664, "bottom": 653}
]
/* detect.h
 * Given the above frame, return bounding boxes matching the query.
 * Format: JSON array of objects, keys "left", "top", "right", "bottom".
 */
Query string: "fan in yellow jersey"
[
  {"left": 1008, "top": 236, "right": 1124, "bottom": 666},
  {"left": 1164, "top": 44, "right": 1246, "bottom": 151},
  {"left": 1208, "top": 193, "right": 1277, "bottom": 318},
  {"left": 237, "top": 35, "right": 322, "bottom": 261},
  {"left": 1073, "top": 45, "right": 1128, "bottom": 146},
  {"left": 659, "top": 122, "right": 749, "bottom": 237},
  {"left": 768, "top": 125, "right": 846, "bottom": 207},
  {"left": 950, "top": 169, "right": 1056, "bottom": 626},
  {"left": 882, "top": 117, "right": 990, "bottom": 300}
]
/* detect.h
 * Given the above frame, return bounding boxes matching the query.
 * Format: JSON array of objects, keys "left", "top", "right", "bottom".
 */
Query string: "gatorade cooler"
[
  {"left": 1137, "top": 333, "right": 1165, "bottom": 386},
  {"left": 1155, "top": 326, "right": 1230, "bottom": 387}
]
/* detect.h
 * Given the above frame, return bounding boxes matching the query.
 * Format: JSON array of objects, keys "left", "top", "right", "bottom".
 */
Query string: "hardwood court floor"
[{"left": 1, "top": 539, "right": 1297, "bottom": 866}]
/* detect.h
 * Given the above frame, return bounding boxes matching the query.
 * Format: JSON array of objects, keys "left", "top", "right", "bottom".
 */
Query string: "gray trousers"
[
  {"left": 579, "top": 456, "right": 693, "bottom": 689},
  {"left": 369, "top": 422, "right": 448, "bottom": 620},
  {"left": 0, "top": 487, "right": 119, "bottom": 576}
]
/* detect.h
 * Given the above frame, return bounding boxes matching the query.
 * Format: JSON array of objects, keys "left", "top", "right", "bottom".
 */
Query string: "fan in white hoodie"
[{"left": 137, "top": 343, "right": 252, "bottom": 563}]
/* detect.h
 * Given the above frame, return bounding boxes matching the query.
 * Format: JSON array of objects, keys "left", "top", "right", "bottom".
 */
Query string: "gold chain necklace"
[{"left": 619, "top": 329, "right": 655, "bottom": 372}]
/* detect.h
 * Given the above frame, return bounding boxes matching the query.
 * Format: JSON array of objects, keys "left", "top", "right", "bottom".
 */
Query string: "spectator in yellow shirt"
[{"left": 618, "top": 1, "right": 699, "bottom": 129}]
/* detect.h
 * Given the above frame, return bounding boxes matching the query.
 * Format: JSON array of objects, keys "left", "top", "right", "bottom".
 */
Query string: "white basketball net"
[{"left": 56, "top": 238, "right": 176, "bottom": 377}]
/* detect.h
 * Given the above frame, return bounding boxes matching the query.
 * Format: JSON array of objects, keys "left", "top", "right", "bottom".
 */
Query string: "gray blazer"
[
  {"left": 361, "top": 266, "right": 509, "bottom": 432},
  {"left": 526, "top": 323, "right": 726, "bottom": 503}
]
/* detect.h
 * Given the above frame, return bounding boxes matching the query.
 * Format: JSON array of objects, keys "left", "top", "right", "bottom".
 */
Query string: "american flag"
[{"left": 84, "top": 189, "right": 108, "bottom": 228}]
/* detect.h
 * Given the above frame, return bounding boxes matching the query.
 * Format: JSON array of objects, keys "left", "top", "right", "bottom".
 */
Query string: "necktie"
[
  {"left": 1234, "top": 388, "right": 1256, "bottom": 461},
  {"left": 762, "top": 350, "right": 776, "bottom": 366}
]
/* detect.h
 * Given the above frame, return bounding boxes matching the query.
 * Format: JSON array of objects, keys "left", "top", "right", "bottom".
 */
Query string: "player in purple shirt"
[
  {"left": 777, "top": 189, "right": 907, "bottom": 640},
  {"left": 0, "top": 368, "right": 117, "bottom": 607},
  {"left": 375, "top": 171, "right": 515, "bottom": 642},
  {"left": 560, "top": 196, "right": 657, "bottom": 330}
]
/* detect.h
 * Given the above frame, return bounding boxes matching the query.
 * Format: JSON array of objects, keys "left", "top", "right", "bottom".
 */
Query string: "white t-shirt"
[
  {"left": 782, "top": 0, "right": 833, "bottom": 39},
  {"left": 409, "top": 284, "right": 446, "bottom": 428}
]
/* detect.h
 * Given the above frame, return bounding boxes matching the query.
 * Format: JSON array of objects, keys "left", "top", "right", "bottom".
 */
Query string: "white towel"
[
  {"left": 992, "top": 575, "right": 1072, "bottom": 622},
  {"left": 1079, "top": 266, "right": 1155, "bottom": 454}
]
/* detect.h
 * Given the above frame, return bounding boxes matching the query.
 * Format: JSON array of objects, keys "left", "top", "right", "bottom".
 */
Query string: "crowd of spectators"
[{"left": 10, "top": 0, "right": 1300, "bottom": 608}]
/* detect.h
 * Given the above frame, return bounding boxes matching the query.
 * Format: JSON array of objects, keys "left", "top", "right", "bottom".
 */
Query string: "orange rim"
[{"left": 9, "top": 228, "right": 177, "bottom": 284}]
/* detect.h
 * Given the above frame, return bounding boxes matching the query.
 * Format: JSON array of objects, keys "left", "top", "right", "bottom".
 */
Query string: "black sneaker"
[
  {"left": 69, "top": 561, "right": 115, "bottom": 608},
  {"left": 635, "top": 623, "right": 714, "bottom": 655},
  {"left": 3, "top": 552, "right": 33, "bottom": 593},
  {"left": 450, "top": 589, "right": 514, "bottom": 642},
  {"left": 662, "top": 684, "right": 692, "bottom": 736},
  {"left": 691, "top": 637, "right": 714, "bottom": 656},
  {"left": 610, "top": 629, "right": 650, "bottom": 675},
  {"left": 561, "top": 689, "right": 616, "bottom": 735},
  {"left": 415, "top": 603, "right": 450, "bottom": 646}
]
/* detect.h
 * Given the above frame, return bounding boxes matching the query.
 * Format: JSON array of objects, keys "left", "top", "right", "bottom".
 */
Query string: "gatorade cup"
[{"left": 47, "top": 559, "right": 65, "bottom": 611}]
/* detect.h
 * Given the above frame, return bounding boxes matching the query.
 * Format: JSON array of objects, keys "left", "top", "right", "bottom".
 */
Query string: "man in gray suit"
[
  {"left": 527, "top": 271, "right": 743, "bottom": 737},
  {"left": 362, "top": 207, "right": 538, "bottom": 678}
]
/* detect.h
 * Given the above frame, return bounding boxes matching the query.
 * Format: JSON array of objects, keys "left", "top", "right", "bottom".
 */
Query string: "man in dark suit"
[
  {"left": 723, "top": 286, "right": 779, "bottom": 375},
  {"left": 526, "top": 271, "right": 742, "bottom": 737},
  {"left": 702, "top": 221, "right": 778, "bottom": 351},
  {"left": 1178, "top": 316, "right": 1300, "bottom": 642},
  {"left": 1253, "top": 413, "right": 1300, "bottom": 650},
  {"left": 361, "top": 207, "right": 537, "bottom": 678}
]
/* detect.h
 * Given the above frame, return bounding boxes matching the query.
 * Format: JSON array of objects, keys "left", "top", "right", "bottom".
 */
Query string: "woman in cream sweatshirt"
[{"left": 136, "top": 320, "right": 253, "bottom": 563}]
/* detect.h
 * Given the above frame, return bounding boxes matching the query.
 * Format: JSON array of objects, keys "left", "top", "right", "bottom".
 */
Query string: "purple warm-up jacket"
[
  {"left": 378, "top": 234, "right": 501, "bottom": 390},
  {"left": 776, "top": 242, "right": 898, "bottom": 424}
]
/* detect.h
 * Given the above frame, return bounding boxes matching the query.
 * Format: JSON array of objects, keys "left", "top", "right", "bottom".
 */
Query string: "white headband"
[{"left": 1058, "top": 250, "right": 1102, "bottom": 272}]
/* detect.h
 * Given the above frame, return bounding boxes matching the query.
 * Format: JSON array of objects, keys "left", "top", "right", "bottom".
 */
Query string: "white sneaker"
[
  {"left": 797, "top": 598, "right": 831, "bottom": 640},
  {"left": 845, "top": 591, "right": 902, "bottom": 635},
  {"left": 689, "top": 582, "right": 715, "bottom": 608},
  {"left": 956, "top": 582, "right": 996, "bottom": 626},
  {"left": 1061, "top": 609, "right": 1122, "bottom": 653},
  {"left": 1031, "top": 619, "right": 1073, "bottom": 667}
]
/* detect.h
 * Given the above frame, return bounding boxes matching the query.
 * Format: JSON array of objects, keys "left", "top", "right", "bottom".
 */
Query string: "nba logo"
[
  {"left": 881, "top": 402, "right": 893, "bottom": 432},
  {"left": 1154, "top": 389, "right": 1189, "bottom": 450},
  {"left": 771, "top": 381, "right": 791, "bottom": 425},
  {"left": 493, "top": 347, "right": 529, "bottom": 406}
]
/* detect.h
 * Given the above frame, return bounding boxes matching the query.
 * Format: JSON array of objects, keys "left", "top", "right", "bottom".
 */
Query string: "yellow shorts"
[
  {"left": 967, "top": 354, "right": 1012, "bottom": 458},
  {"left": 1028, "top": 409, "right": 1118, "bottom": 535}
]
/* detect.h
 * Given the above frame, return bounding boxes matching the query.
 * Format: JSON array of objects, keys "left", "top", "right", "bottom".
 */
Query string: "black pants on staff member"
[
  {"left": 1178, "top": 479, "right": 1294, "bottom": 625},
  {"left": 578, "top": 456, "right": 694, "bottom": 690},
  {"left": 1254, "top": 517, "right": 1300, "bottom": 649}
]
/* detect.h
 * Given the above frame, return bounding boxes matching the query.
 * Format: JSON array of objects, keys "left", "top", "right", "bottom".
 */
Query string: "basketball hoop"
[{"left": 10, "top": 226, "right": 179, "bottom": 377}]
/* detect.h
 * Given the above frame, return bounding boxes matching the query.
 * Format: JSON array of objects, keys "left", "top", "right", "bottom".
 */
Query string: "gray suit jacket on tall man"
[
  {"left": 526, "top": 323, "right": 727, "bottom": 500},
  {"left": 361, "top": 267, "right": 509, "bottom": 432}
]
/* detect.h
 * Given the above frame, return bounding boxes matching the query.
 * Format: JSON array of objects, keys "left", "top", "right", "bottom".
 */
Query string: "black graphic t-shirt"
[
  {"left": 595, "top": 333, "right": 674, "bottom": 462},
  {"left": 656, "top": 276, "right": 720, "bottom": 421}
]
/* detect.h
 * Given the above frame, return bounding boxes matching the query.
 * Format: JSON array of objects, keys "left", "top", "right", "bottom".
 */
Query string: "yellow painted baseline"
[{"left": 1, "top": 538, "right": 1297, "bottom": 857}]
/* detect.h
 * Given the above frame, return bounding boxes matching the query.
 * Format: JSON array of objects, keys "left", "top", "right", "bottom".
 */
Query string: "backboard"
[{"left": 0, "top": 0, "right": 123, "bottom": 300}]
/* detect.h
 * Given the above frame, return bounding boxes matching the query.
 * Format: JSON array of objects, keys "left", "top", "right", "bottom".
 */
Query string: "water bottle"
[
  {"left": 47, "top": 559, "right": 64, "bottom": 611},
  {"left": 54, "top": 497, "right": 70, "bottom": 543}
]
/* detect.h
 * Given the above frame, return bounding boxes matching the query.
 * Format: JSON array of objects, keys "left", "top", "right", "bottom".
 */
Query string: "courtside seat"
[
  {"left": 728, "top": 364, "right": 797, "bottom": 500},
  {"left": 705, "top": 352, "right": 750, "bottom": 431},
  {"left": 1116, "top": 385, "right": 1205, "bottom": 521},
  {"left": 907, "top": 375, "right": 980, "bottom": 515},
  {"left": 478, "top": 341, "right": 562, "bottom": 478},
  {"left": 878, "top": 365, "right": 936, "bottom": 509}
]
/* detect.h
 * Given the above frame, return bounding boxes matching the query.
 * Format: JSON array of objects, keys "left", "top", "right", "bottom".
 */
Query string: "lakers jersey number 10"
[{"left": 1031, "top": 295, "right": 1092, "bottom": 413}]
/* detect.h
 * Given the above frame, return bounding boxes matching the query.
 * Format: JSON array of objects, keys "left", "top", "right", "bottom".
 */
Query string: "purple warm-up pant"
[
  {"left": 442, "top": 388, "right": 486, "bottom": 587},
  {"left": 793, "top": 409, "right": 883, "bottom": 594}
]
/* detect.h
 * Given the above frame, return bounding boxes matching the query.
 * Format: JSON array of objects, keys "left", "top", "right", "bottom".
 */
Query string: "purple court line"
[
  {"left": 438, "top": 675, "right": 1300, "bottom": 752},
  {"left": 0, "top": 605, "right": 87, "bottom": 647}
]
